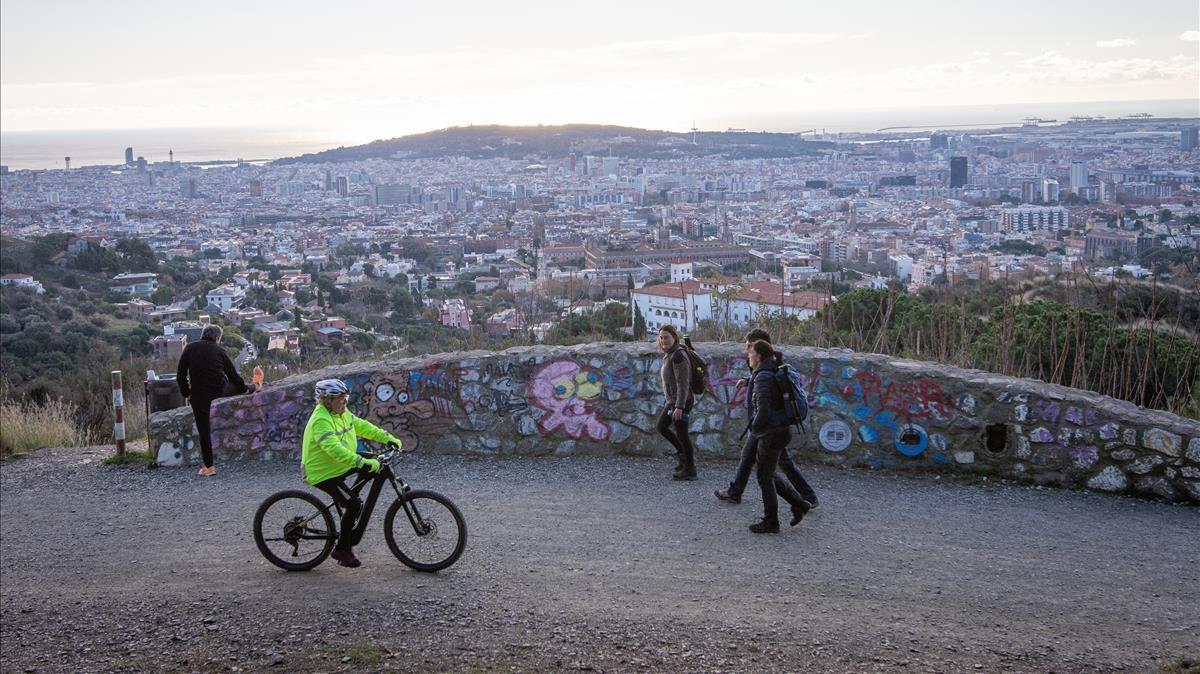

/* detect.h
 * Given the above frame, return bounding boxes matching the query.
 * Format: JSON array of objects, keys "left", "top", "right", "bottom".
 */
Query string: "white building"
[
  {"left": 205, "top": 284, "right": 246, "bottom": 311},
  {"left": 1041, "top": 177, "right": 1060, "bottom": 203},
  {"left": 0, "top": 273, "right": 45, "bottom": 294},
  {"left": 888, "top": 254, "right": 914, "bottom": 280},
  {"left": 669, "top": 261, "right": 694, "bottom": 283},
  {"left": 110, "top": 272, "right": 159, "bottom": 296},
  {"left": 631, "top": 279, "right": 828, "bottom": 332},
  {"left": 1000, "top": 206, "right": 1070, "bottom": 232},
  {"left": 1070, "top": 160, "right": 1088, "bottom": 195}
]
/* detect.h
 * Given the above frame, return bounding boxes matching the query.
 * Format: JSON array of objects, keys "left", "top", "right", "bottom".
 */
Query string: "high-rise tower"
[{"left": 949, "top": 156, "right": 968, "bottom": 188}]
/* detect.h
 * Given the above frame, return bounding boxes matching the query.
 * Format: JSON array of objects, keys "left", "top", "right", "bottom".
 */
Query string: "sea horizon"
[{"left": 2, "top": 98, "right": 1197, "bottom": 171}]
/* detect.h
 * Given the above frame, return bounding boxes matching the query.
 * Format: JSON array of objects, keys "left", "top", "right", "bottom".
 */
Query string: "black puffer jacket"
[{"left": 748, "top": 364, "right": 790, "bottom": 438}]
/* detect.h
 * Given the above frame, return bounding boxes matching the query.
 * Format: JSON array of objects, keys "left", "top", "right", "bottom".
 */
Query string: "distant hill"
[{"left": 274, "top": 124, "right": 834, "bottom": 164}]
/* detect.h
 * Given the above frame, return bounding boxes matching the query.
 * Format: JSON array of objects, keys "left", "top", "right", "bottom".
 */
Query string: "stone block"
[
  {"left": 1133, "top": 476, "right": 1176, "bottom": 500},
  {"left": 1143, "top": 429, "right": 1181, "bottom": 457},
  {"left": 1087, "top": 466, "right": 1127, "bottom": 492},
  {"left": 1183, "top": 481, "right": 1200, "bottom": 504},
  {"left": 1127, "top": 455, "right": 1163, "bottom": 475},
  {"left": 1187, "top": 437, "right": 1200, "bottom": 464}
]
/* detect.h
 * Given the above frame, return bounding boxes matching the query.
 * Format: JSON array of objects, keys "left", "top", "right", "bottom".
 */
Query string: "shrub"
[{"left": 0, "top": 396, "right": 92, "bottom": 455}]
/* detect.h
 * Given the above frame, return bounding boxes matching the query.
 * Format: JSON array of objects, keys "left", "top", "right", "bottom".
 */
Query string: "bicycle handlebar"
[{"left": 360, "top": 442, "right": 411, "bottom": 465}]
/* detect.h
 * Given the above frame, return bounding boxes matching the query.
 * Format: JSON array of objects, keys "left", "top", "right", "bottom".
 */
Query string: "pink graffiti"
[
  {"left": 529, "top": 359, "right": 612, "bottom": 441},
  {"left": 707, "top": 356, "right": 749, "bottom": 408}
]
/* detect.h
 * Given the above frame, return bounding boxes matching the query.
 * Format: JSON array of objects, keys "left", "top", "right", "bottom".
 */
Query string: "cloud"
[
  {"left": 1096, "top": 38, "right": 1136, "bottom": 48},
  {"left": 1181, "top": 30, "right": 1200, "bottom": 41},
  {"left": 1002, "top": 51, "right": 1022, "bottom": 57}
]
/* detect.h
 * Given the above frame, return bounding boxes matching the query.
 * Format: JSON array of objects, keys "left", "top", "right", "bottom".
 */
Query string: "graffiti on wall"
[
  {"left": 707, "top": 356, "right": 750, "bottom": 409},
  {"left": 801, "top": 363, "right": 956, "bottom": 462},
  {"left": 211, "top": 387, "right": 311, "bottom": 453},
  {"left": 528, "top": 358, "right": 631, "bottom": 441},
  {"left": 361, "top": 371, "right": 452, "bottom": 452}
]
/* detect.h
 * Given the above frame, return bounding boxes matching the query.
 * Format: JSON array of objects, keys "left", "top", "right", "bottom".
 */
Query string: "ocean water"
[
  {"left": 2, "top": 99, "right": 1197, "bottom": 170},
  {"left": 0, "top": 126, "right": 351, "bottom": 171},
  {"left": 733, "top": 98, "right": 1200, "bottom": 134}
]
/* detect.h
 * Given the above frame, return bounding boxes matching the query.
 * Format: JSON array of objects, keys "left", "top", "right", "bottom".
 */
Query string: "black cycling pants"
[{"left": 313, "top": 468, "right": 371, "bottom": 550}]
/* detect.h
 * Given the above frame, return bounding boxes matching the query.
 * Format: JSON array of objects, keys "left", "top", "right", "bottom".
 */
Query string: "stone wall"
[{"left": 149, "top": 343, "right": 1200, "bottom": 503}]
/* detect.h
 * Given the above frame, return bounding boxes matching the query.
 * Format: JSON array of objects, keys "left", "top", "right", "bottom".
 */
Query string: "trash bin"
[{"left": 147, "top": 374, "right": 185, "bottom": 414}]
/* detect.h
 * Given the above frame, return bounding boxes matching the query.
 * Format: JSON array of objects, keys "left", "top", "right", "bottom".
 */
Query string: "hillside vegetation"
[
  {"left": 693, "top": 279, "right": 1200, "bottom": 419},
  {"left": 275, "top": 124, "right": 833, "bottom": 163}
]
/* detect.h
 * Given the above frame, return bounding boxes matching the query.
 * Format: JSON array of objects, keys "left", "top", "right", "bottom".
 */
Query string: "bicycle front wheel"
[
  {"left": 254, "top": 490, "right": 336, "bottom": 572},
  {"left": 383, "top": 490, "right": 467, "bottom": 572}
]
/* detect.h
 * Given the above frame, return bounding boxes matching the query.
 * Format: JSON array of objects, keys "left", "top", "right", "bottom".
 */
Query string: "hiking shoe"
[
  {"left": 197, "top": 466, "right": 216, "bottom": 477},
  {"left": 790, "top": 500, "right": 813, "bottom": 527},
  {"left": 331, "top": 547, "right": 361, "bottom": 568},
  {"left": 673, "top": 465, "right": 697, "bottom": 481},
  {"left": 714, "top": 488, "right": 742, "bottom": 504},
  {"left": 749, "top": 519, "right": 780, "bottom": 534}
]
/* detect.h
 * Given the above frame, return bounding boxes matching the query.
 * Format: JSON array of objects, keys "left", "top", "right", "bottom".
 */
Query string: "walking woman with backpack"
[
  {"left": 656, "top": 325, "right": 697, "bottom": 481},
  {"left": 746, "top": 339, "right": 811, "bottom": 533}
]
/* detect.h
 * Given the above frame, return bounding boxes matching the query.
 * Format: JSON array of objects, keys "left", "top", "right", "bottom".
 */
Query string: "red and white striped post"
[{"left": 112, "top": 370, "right": 126, "bottom": 455}]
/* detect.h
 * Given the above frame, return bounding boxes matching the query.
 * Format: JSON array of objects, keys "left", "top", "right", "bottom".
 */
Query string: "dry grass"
[
  {"left": 0, "top": 396, "right": 94, "bottom": 455},
  {"left": 120, "top": 384, "right": 148, "bottom": 444}
]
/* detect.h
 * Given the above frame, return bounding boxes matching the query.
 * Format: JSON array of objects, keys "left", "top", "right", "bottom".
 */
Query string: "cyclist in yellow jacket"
[{"left": 302, "top": 378, "right": 402, "bottom": 568}]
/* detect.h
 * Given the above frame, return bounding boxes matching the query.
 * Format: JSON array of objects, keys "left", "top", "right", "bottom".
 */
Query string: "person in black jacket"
[
  {"left": 746, "top": 340, "right": 811, "bottom": 533},
  {"left": 715, "top": 329, "right": 818, "bottom": 507},
  {"left": 176, "top": 325, "right": 254, "bottom": 476}
]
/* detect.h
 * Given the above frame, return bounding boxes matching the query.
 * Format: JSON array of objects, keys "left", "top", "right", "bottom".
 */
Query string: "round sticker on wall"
[
  {"left": 894, "top": 423, "right": 929, "bottom": 457},
  {"left": 819, "top": 420, "right": 853, "bottom": 452}
]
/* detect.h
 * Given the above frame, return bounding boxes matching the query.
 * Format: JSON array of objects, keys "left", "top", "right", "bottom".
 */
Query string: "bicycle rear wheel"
[
  {"left": 383, "top": 490, "right": 467, "bottom": 572},
  {"left": 254, "top": 490, "right": 336, "bottom": 571}
]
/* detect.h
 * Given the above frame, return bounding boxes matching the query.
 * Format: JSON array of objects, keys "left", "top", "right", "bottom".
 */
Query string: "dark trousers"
[
  {"left": 313, "top": 468, "right": 370, "bottom": 550},
  {"left": 729, "top": 433, "right": 817, "bottom": 504},
  {"left": 757, "top": 430, "right": 808, "bottom": 522},
  {"left": 656, "top": 406, "right": 695, "bottom": 467},
  {"left": 189, "top": 396, "right": 215, "bottom": 468}
]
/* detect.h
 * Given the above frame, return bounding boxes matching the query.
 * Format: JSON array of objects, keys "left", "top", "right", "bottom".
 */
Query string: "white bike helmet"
[{"left": 314, "top": 379, "right": 349, "bottom": 398}]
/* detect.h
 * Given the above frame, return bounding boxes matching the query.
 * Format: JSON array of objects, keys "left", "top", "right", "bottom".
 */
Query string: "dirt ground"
[{"left": 1, "top": 447, "right": 1197, "bottom": 673}]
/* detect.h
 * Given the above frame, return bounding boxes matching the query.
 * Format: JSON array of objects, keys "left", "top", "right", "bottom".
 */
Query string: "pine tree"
[{"left": 633, "top": 302, "right": 647, "bottom": 340}]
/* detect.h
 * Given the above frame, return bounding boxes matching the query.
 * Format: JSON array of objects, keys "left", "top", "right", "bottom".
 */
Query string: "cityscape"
[
  {"left": 2, "top": 2, "right": 1200, "bottom": 672},
  {"left": 2, "top": 116, "right": 1198, "bottom": 400}
]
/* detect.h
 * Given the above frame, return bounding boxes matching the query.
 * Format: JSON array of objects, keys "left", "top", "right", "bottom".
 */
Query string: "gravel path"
[{"left": 2, "top": 447, "right": 1198, "bottom": 673}]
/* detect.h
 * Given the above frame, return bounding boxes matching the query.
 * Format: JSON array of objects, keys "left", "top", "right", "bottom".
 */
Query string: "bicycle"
[{"left": 253, "top": 445, "right": 467, "bottom": 572}]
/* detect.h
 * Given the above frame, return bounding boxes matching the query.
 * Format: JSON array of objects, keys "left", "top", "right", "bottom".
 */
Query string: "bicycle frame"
[{"left": 304, "top": 461, "right": 431, "bottom": 548}]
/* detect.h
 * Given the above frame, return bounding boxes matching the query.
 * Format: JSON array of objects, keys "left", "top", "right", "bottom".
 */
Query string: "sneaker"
[
  {"left": 197, "top": 466, "right": 216, "bottom": 477},
  {"left": 714, "top": 488, "right": 742, "bottom": 504},
  {"left": 803, "top": 495, "right": 820, "bottom": 510},
  {"left": 331, "top": 547, "right": 361, "bottom": 568},
  {"left": 749, "top": 519, "right": 780, "bottom": 534},
  {"left": 790, "top": 500, "right": 812, "bottom": 527}
]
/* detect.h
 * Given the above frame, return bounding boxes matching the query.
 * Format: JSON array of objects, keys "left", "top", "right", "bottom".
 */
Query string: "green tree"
[
  {"left": 389, "top": 288, "right": 416, "bottom": 320},
  {"left": 150, "top": 285, "right": 174, "bottom": 306},
  {"left": 32, "top": 233, "right": 75, "bottom": 263},
  {"left": 116, "top": 237, "right": 158, "bottom": 271}
]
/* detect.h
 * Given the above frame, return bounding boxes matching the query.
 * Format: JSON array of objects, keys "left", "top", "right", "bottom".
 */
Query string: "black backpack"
[{"left": 680, "top": 336, "right": 709, "bottom": 397}]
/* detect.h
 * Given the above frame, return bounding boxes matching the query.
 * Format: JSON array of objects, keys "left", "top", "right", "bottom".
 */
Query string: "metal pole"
[
  {"left": 112, "top": 370, "right": 126, "bottom": 455},
  {"left": 144, "top": 378, "right": 152, "bottom": 458}
]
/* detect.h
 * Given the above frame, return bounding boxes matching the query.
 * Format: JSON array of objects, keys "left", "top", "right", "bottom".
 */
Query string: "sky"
[{"left": 2, "top": 0, "right": 1198, "bottom": 143}]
